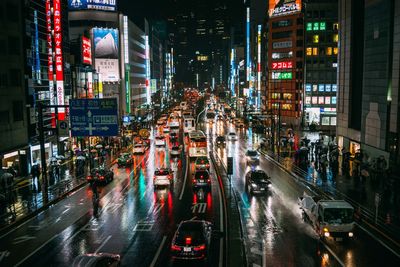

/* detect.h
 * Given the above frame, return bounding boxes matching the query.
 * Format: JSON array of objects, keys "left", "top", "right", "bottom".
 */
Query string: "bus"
[
  {"left": 183, "top": 116, "right": 196, "bottom": 134},
  {"left": 188, "top": 131, "right": 207, "bottom": 158}
]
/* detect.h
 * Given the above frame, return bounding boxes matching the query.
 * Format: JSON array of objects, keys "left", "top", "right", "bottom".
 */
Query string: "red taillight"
[
  {"left": 206, "top": 164, "right": 210, "bottom": 168},
  {"left": 193, "top": 179, "right": 196, "bottom": 184},
  {"left": 185, "top": 237, "right": 192, "bottom": 245},
  {"left": 207, "top": 179, "right": 211, "bottom": 184},
  {"left": 193, "top": 244, "right": 206, "bottom": 251},
  {"left": 99, "top": 176, "right": 105, "bottom": 180},
  {"left": 171, "top": 244, "right": 181, "bottom": 251},
  {"left": 87, "top": 176, "right": 92, "bottom": 180}
]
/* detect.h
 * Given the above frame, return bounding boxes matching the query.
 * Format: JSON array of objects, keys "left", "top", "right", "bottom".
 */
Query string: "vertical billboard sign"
[
  {"left": 246, "top": 7, "right": 250, "bottom": 82},
  {"left": 145, "top": 35, "right": 151, "bottom": 104},
  {"left": 123, "top": 16, "right": 130, "bottom": 114},
  {"left": 82, "top": 36, "right": 92, "bottom": 65},
  {"left": 257, "top": 24, "right": 262, "bottom": 109},
  {"left": 33, "top": 10, "right": 41, "bottom": 84},
  {"left": 269, "top": 0, "right": 302, "bottom": 17},
  {"left": 93, "top": 28, "right": 120, "bottom": 82},
  {"left": 46, "top": 0, "right": 54, "bottom": 108},
  {"left": 53, "top": 0, "right": 65, "bottom": 119}
]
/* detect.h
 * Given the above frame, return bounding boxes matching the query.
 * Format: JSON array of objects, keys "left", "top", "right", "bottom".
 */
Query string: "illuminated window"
[
  {"left": 312, "top": 97, "right": 318, "bottom": 104},
  {"left": 312, "top": 47, "right": 318, "bottom": 55},
  {"left": 313, "top": 84, "right": 318, "bottom": 92},
  {"left": 282, "top": 104, "right": 292, "bottom": 110},
  {"left": 325, "top": 84, "right": 331, "bottom": 92},
  {"left": 333, "top": 34, "right": 338, "bottom": 42},
  {"left": 283, "top": 93, "right": 292, "bottom": 100},
  {"left": 333, "top": 47, "right": 338, "bottom": 55},
  {"left": 332, "top": 85, "right": 337, "bottom": 92},
  {"left": 333, "top": 23, "right": 339, "bottom": 31},
  {"left": 313, "top": 35, "right": 319, "bottom": 43},
  {"left": 332, "top": 96, "right": 337, "bottom": 104},
  {"left": 318, "top": 97, "right": 324, "bottom": 104},
  {"left": 305, "top": 84, "right": 312, "bottom": 92},
  {"left": 330, "top": 117, "right": 337, "bottom": 125},
  {"left": 305, "top": 97, "right": 311, "bottom": 105},
  {"left": 271, "top": 93, "right": 280, "bottom": 99},
  {"left": 322, "top": 117, "right": 330, "bottom": 125},
  {"left": 306, "top": 23, "right": 312, "bottom": 31},
  {"left": 320, "top": 22, "right": 326, "bottom": 30},
  {"left": 313, "top": 22, "right": 319, "bottom": 31},
  {"left": 318, "top": 84, "right": 325, "bottom": 92},
  {"left": 326, "top": 47, "right": 332, "bottom": 55},
  {"left": 306, "top": 47, "right": 312, "bottom": 56},
  {"left": 325, "top": 97, "right": 331, "bottom": 104}
]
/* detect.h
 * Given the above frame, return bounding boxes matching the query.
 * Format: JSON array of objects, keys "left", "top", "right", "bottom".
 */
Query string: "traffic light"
[{"left": 227, "top": 157, "right": 233, "bottom": 175}]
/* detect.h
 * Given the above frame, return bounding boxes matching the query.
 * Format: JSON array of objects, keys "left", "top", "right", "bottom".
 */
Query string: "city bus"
[
  {"left": 188, "top": 130, "right": 207, "bottom": 158},
  {"left": 183, "top": 116, "right": 196, "bottom": 134}
]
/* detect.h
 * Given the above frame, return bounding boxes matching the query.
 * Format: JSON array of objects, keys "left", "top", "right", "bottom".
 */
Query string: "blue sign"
[
  {"left": 68, "top": 0, "right": 117, "bottom": 12},
  {"left": 70, "top": 98, "right": 119, "bottom": 137}
]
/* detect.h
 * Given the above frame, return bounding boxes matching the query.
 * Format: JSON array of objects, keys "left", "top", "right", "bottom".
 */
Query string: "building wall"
[{"left": 0, "top": 0, "right": 28, "bottom": 155}]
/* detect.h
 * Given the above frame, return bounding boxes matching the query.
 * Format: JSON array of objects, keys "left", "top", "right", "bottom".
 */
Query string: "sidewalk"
[{"left": 0, "top": 147, "right": 124, "bottom": 231}]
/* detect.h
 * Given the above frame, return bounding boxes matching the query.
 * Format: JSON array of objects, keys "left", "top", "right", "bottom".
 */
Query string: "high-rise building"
[
  {"left": 303, "top": 0, "right": 338, "bottom": 131},
  {"left": 267, "top": 0, "right": 304, "bottom": 127},
  {"left": 337, "top": 0, "right": 400, "bottom": 169}
]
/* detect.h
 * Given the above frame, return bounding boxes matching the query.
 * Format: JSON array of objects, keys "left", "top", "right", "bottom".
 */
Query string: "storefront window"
[
  {"left": 312, "top": 47, "right": 318, "bottom": 55},
  {"left": 282, "top": 104, "right": 292, "bottom": 110},
  {"left": 313, "top": 35, "right": 319, "bottom": 43},
  {"left": 305, "top": 97, "right": 311, "bottom": 104},
  {"left": 332, "top": 84, "right": 337, "bottom": 92},
  {"left": 326, "top": 47, "right": 332, "bottom": 55},
  {"left": 322, "top": 117, "right": 330, "bottom": 125},
  {"left": 305, "top": 84, "right": 312, "bottom": 92},
  {"left": 325, "top": 84, "right": 331, "bottom": 92},
  {"left": 313, "top": 84, "right": 318, "bottom": 92},
  {"left": 330, "top": 117, "right": 337, "bottom": 125}
]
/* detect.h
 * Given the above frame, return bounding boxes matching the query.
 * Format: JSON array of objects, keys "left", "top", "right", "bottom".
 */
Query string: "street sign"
[
  {"left": 57, "top": 120, "right": 69, "bottom": 137},
  {"left": 70, "top": 98, "right": 118, "bottom": 137}
]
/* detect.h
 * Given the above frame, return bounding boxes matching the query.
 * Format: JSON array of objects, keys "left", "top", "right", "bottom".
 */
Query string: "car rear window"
[
  {"left": 195, "top": 171, "right": 209, "bottom": 179},
  {"left": 176, "top": 224, "right": 205, "bottom": 245},
  {"left": 247, "top": 151, "right": 258, "bottom": 156},
  {"left": 251, "top": 171, "right": 267, "bottom": 181},
  {"left": 155, "top": 170, "right": 170, "bottom": 175},
  {"left": 229, "top": 133, "right": 236, "bottom": 135}
]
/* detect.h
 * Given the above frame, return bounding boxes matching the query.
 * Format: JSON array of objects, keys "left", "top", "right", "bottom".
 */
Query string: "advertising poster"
[
  {"left": 68, "top": 0, "right": 117, "bottom": 11},
  {"left": 269, "top": 0, "right": 302, "bottom": 17},
  {"left": 92, "top": 28, "right": 119, "bottom": 82},
  {"left": 82, "top": 36, "right": 92, "bottom": 65}
]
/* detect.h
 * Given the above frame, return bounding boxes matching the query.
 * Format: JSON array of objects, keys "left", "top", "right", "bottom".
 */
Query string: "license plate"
[
  {"left": 336, "top": 237, "right": 343, "bottom": 241},
  {"left": 260, "top": 188, "right": 265, "bottom": 191},
  {"left": 199, "top": 180, "right": 204, "bottom": 183},
  {"left": 184, "top": 247, "right": 191, "bottom": 252}
]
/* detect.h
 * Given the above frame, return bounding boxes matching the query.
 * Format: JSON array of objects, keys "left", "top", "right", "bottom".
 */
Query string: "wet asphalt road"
[
  {"left": 0, "top": 127, "right": 223, "bottom": 267},
  {"left": 1, "top": 117, "right": 400, "bottom": 267},
  {"left": 206, "top": 118, "right": 400, "bottom": 267}
]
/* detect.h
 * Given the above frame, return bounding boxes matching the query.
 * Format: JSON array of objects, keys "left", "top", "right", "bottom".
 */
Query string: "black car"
[
  {"left": 245, "top": 170, "right": 271, "bottom": 195},
  {"left": 170, "top": 220, "right": 212, "bottom": 261},
  {"left": 192, "top": 170, "right": 211, "bottom": 190},
  {"left": 117, "top": 153, "right": 133, "bottom": 167},
  {"left": 215, "top": 135, "right": 226, "bottom": 147},
  {"left": 87, "top": 167, "right": 114, "bottom": 184}
]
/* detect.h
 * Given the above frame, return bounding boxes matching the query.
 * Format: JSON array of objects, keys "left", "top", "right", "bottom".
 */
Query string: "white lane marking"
[
  {"left": 0, "top": 250, "right": 10, "bottom": 263},
  {"left": 13, "top": 235, "right": 36, "bottom": 245},
  {"left": 320, "top": 241, "right": 345, "bottom": 267},
  {"left": 149, "top": 235, "right": 167, "bottom": 267},
  {"left": 191, "top": 203, "right": 207, "bottom": 214},
  {"left": 179, "top": 155, "right": 189, "bottom": 200},
  {"left": 190, "top": 216, "right": 197, "bottom": 221},
  {"left": 153, "top": 203, "right": 164, "bottom": 215},
  {"left": 14, "top": 233, "right": 59, "bottom": 267},
  {"left": 94, "top": 235, "right": 112, "bottom": 253}
]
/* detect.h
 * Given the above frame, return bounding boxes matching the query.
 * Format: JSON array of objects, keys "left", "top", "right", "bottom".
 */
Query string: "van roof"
[{"left": 319, "top": 200, "right": 353, "bottom": 209}]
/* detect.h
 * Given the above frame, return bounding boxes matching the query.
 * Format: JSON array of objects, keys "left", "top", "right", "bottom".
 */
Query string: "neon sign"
[{"left": 272, "top": 61, "right": 293, "bottom": 70}]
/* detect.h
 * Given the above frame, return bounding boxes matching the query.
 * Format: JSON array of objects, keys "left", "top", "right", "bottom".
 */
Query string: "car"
[
  {"left": 170, "top": 132, "right": 178, "bottom": 142},
  {"left": 133, "top": 143, "right": 146, "bottom": 154},
  {"left": 245, "top": 150, "right": 260, "bottom": 165},
  {"left": 170, "top": 220, "right": 212, "bottom": 261},
  {"left": 227, "top": 132, "right": 238, "bottom": 141},
  {"left": 194, "top": 156, "right": 210, "bottom": 171},
  {"left": 87, "top": 167, "right": 114, "bottom": 184},
  {"left": 215, "top": 135, "right": 226, "bottom": 147},
  {"left": 163, "top": 125, "right": 170, "bottom": 133},
  {"left": 192, "top": 170, "right": 211, "bottom": 190},
  {"left": 155, "top": 135, "right": 166, "bottom": 146},
  {"left": 117, "top": 153, "right": 133, "bottom": 167},
  {"left": 170, "top": 145, "right": 182, "bottom": 156},
  {"left": 157, "top": 118, "right": 166, "bottom": 126},
  {"left": 245, "top": 170, "right": 271, "bottom": 195},
  {"left": 169, "top": 120, "right": 180, "bottom": 129},
  {"left": 217, "top": 114, "right": 224, "bottom": 121},
  {"left": 72, "top": 253, "right": 121, "bottom": 267},
  {"left": 154, "top": 168, "right": 174, "bottom": 189}
]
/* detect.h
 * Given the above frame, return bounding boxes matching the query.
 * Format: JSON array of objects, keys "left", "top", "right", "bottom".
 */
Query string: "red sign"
[
  {"left": 82, "top": 36, "right": 92, "bottom": 65},
  {"left": 272, "top": 61, "right": 293, "bottom": 70}
]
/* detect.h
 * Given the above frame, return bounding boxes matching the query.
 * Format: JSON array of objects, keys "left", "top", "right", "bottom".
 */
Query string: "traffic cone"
[{"left": 385, "top": 213, "right": 391, "bottom": 225}]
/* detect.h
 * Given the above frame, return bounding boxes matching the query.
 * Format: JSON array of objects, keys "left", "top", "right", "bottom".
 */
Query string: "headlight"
[
  {"left": 323, "top": 228, "right": 330, "bottom": 237},
  {"left": 348, "top": 232, "right": 354, "bottom": 237},
  {"left": 251, "top": 183, "right": 258, "bottom": 188}
]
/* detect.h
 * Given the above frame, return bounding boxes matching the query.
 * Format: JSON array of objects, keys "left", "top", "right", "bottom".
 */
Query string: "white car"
[
  {"left": 170, "top": 145, "right": 181, "bottom": 157},
  {"left": 169, "top": 120, "right": 180, "bottom": 129},
  {"left": 227, "top": 132, "right": 238, "bottom": 141},
  {"left": 246, "top": 150, "right": 260, "bottom": 165},
  {"left": 155, "top": 135, "right": 166, "bottom": 146},
  {"left": 154, "top": 168, "right": 173, "bottom": 189},
  {"left": 133, "top": 143, "right": 146, "bottom": 154},
  {"left": 163, "top": 125, "right": 170, "bottom": 133}
]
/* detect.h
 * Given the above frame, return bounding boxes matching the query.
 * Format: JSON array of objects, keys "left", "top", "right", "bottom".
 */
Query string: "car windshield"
[
  {"left": 155, "top": 169, "right": 170, "bottom": 175},
  {"left": 217, "top": 136, "right": 225, "bottom": 141},
  {"left": 251, "top": 171, "right": 267, "bottom": 181},
  {"left": 176, "top": 223, "right": 205, "bottom": 246},
  {"left": 196, "top": 157, "right": 209, "bottom": 164},
  {"left": 195, "top": 171, "right": 209, "bottom": 179},
  {"left": 229, "top": 133, "right": 236, "bottom": 136},
  {"left": 247, "top": 151, "right": 258, "bottom": 157},
  {"left": 323, "top": 208, "right": 354, "bottom": 224}
]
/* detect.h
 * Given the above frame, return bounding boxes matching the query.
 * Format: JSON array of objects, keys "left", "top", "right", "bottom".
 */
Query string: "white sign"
[
  {"left": 95, "top": 59, "right": 119, "bottom": 82},
  {"left": 273, "top": 41, "right": 292, "bottom": 49}
]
